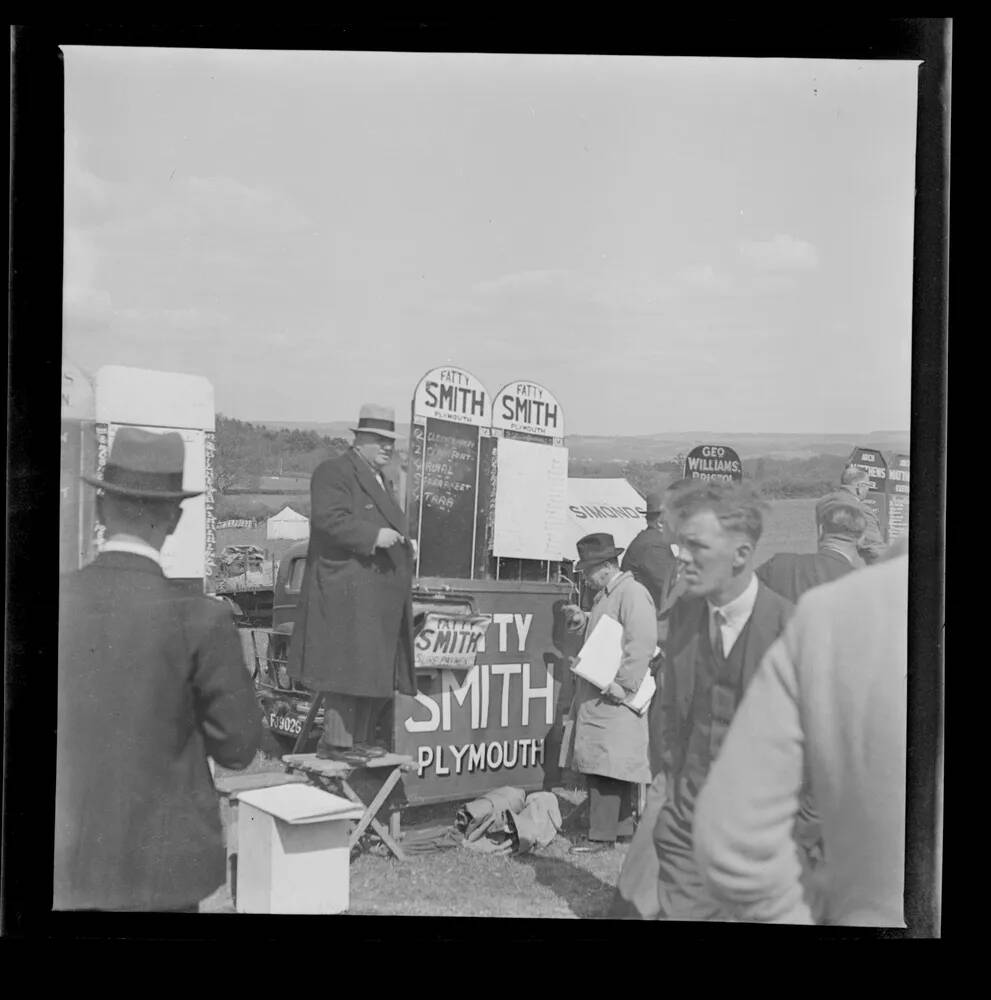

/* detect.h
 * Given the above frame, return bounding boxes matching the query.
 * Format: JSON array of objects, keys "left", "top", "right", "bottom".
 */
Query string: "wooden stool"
[
  {"left": 215, "top": 770, "right": 309, "bottom": 907},
  {"left": 281, "top": 752, "right": 415, "bottom": 861}
]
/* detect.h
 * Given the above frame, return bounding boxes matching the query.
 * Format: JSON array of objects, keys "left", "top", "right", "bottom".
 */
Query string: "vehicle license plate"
[{"left": 269, "top": 712, "right": 302, "bottom": 737}]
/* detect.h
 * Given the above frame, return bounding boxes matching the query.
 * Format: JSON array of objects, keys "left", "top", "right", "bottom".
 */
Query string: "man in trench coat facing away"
[
  {"left": 561, "top": 533, "right": 656, "bottom": 853},
  {"left": 55, "top": 428, "right": 262, "bottom": 911},
  {"left": 288, "top": 404, "right": 417, "bottom": 759}
]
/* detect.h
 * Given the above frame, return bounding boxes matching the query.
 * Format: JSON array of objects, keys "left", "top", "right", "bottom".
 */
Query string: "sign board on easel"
[
  {"left": 94, "top": 366, "right": 216, "bottom": 589},
  {"left": 848, "top": 446, "right": 889, "bottom": 542},
  {"left": 409, "top": 367, "right": 491, "bottom": 579},
  {"left": 683, "top": 444, "right": 744, "bottom": 483},
  {"left": 886, "top": 453, "right": 910, "bottom": 541},
  {"left": 491, "top": 380, "right": 565, "bottom": 445},
  {"left": 60, "top": 360, "right": 98, "bottom": 573}
]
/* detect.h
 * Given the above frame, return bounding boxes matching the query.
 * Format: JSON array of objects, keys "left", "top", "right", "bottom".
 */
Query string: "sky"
[{"left": 62, "top": 48, "right": 920, "bottom": 436}]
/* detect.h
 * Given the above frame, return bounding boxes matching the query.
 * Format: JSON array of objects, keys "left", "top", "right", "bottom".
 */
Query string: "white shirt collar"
[
  {"left": 707, "top": 572, "right": 759, "bottom": 653},
  {"left": 101, "top": 534, "right": 163, "bottom": 567}
]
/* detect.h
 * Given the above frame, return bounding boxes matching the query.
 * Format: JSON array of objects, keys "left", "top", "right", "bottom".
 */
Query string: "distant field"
[
  {"left": 214, "top": 497, "right": 818, "bottom": 581},
  {"left": 756, "top": 497, "right": 818, "bottom": 564}
]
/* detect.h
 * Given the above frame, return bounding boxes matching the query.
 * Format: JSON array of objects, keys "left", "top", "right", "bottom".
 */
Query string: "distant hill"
[{"left": 256, "top": 420, "right": 909, "bottom": 463}]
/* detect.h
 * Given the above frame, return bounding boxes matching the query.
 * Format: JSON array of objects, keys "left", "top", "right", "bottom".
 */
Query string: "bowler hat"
[
  {"left": 82, "top": 427, "right": 203, "bottom": 499},
  {"left": 644, "top": 491, "right": 664, "bottom": 515},
  {"left": 575, "top": 532, "right": 625, "bottom": 570},
  {"left": 350, "top": 403, "right": 398, "bottom": 440}
]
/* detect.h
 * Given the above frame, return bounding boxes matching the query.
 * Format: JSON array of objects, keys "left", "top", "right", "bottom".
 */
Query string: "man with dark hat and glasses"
[
  {"left": 288, "top": 403, "right": 417, "bottom": 761},
  {"left": 561, "top": 533, "right": 656, "bottom": 853},
  {"left": 55, "top": 428, "right": 262, "bottom": 912}
]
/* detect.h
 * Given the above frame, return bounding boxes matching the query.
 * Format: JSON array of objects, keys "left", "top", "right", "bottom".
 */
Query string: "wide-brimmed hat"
[
  {"left": 350, "top": 403, "right": 398, "bottom": 440},
  {"left": 575, "top": 532, "right": 625, "bottom": 570},
  {"left": 644, "top": 491, "right": 664, "bottom": 515},
  {"left": 82, "top": 426, "right": 202, "bottom": 499}
]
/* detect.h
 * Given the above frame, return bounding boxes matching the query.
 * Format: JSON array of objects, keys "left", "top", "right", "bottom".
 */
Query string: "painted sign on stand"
[
  {"left": 849, "top": 446, "right": 889, "bottom": 542},
  {"left": 94, "top": 366, "right": 215, "bottom": 588},
  {"left": 60, "top": 360, "right": 97, "bottom": 573},
  {"left": 409, "top": 367, "right": 491, "bottom": 579},
  {"left": 886, "top": 453, "right": 910, "bottom": 541},
  {"left": 683, "top": 444, "right": 744, "bottom": 483},
  {"left": 394, "top": 581, "right": 573, "bottom": 804},
  {"left": 492, "top": 380, "right": 565, "bottom": 444},
  {"left": 415, "top": 613, "right": 492, "bottom": 668}
]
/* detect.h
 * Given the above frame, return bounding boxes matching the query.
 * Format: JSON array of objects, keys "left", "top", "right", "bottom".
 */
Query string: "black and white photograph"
[{"left": 7, "top": 22, "right": 947, "bottom": 936}]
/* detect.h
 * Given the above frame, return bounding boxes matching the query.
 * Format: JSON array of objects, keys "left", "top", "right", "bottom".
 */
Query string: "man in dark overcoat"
[
  {"left": 55, "top": 428, "right": 262, "bottom": 911},
  {"left": 621, "top": 490, "right": 680, "bottom": 610},
  {"left": 287, "top": 403, "right": 417, "bottom": 759}
]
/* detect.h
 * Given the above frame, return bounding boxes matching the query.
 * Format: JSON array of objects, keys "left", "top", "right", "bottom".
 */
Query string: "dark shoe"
[
  {"left": 315, "top": 743, "right": 351, "bottom": 761},
  {"left": 352, "top": 743, "right": 389, "bottom": 758},
  {"left": 570, "top": 839, "right": 614, "bottom": 855}
]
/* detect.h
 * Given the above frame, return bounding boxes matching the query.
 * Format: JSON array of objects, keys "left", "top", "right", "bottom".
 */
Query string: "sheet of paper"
[
  {"left": 570, "top": 614, "right": 625, "bottom": 688},
  {"left": 492, "top": 437, "right": 568, "bottom": 560}
]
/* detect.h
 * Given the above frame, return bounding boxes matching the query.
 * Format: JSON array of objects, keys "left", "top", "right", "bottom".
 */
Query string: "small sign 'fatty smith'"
[
  {"left": 492, "top": 380, "right": 565, "bottom": 439},
  {"left": 415, "top": 613, "right": 492, "bottom": 668},
  {"left": 413, "top": 366, "right": 490, "bottom": 426}
]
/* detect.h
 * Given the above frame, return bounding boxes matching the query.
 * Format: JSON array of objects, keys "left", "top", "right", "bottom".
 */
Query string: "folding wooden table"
[{"left": 281, "top": 752, "right": 415, "bottom": 862}]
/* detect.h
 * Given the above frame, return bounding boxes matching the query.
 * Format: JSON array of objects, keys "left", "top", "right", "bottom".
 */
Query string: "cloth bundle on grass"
[{"left": 456, "top": 787, "right": 562, "bottom": 856}]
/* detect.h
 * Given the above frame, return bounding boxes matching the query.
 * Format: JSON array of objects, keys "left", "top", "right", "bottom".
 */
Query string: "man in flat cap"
[
  {"left": 621, "top": 488, "right": 681, "bottom": 612},
  {"left": 55, "top": 427, "right": 262, "bottom": 912},
  {"left": 815, "top": 465, "right": 887, "bottom": 565},
  {"left": 758, "top": 496, "right": 867, "bottom": 605},
  {"left": 288, "top": 404, "right": 417, "bottom": 760}
]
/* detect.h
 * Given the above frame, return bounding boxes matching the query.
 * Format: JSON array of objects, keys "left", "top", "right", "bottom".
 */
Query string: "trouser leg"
[
  {"left": 609, "top": 772, "right": 667, "bottom": 918},
  {"left": 354, "top": 696, "right": 390, "bottom": 746},
  {"left": 321, "top": 693, "right": 358, "bottom": 749},
  {"left": 587, "top": 774, "right": 626, "bottom": 842}
]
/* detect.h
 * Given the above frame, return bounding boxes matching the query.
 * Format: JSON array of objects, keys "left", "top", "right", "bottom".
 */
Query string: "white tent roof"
[
  {"left": 563, "top": 478, "right": 646, "bottom": 562},
  {"left": 268, "top": 505, "right": 308, "bottom": 522}
]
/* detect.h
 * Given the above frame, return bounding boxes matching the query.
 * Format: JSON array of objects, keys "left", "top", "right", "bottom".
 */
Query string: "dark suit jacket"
[
  {"left": 756, "top": 548, "right": 857, "bottom": 605},
  {"left": 288, "top": 450, "right": 416, "bottom": 697},
  {"left": 621, "top": 527, "right": 679, "bottom": 610},
  {"left": 657, "top": 580, "right": 794, "bottom": 780},
  {"left": 55, "top": 552, "right": 261, "bottom": 911}
]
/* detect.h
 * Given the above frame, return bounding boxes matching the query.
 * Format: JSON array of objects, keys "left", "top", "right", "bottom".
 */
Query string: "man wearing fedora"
[
  {"left": 55, "top": 428, "right": 262, "bottom": 911},
  {"left": 562, "top": 532, "right": 656, "bottom": 853},
  {"left": 288, "top": 404, "right": 417, "bottom": 760}
]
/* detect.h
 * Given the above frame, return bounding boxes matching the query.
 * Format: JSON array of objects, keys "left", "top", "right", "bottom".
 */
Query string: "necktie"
[
  {"left": 709, "top": 609, "right": 732, "bottom": 762},
  {"left": 711, "top": 608, "right": 726, "bottom": 662}
]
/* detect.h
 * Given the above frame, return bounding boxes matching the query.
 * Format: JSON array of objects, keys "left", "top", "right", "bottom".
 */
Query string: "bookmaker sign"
[{"left": 683, "top": 444, "right": 744, "bottom": 483}]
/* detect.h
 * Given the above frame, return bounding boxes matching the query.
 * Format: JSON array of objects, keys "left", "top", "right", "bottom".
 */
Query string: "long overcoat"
[
  {"left": 55, "top": 552, "right": 261, "bottom": 911},
  {"left": 287, "top": 450, "right": 416, "bottom": 698},
  {"left": 566, "top": 571, "right": 656, "bottom": 785}
]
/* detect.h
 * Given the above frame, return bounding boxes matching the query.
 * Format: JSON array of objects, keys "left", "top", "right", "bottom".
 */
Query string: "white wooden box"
[{"left": 235, "top": 784, "right": 364, "bottom": 915}]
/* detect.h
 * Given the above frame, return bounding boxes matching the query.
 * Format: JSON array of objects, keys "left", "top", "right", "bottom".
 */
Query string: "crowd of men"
[
  {"left": 563, "top": 467, "right": 907, "bottom": 925},
  {"left": 55, "top": 410, "right": 909, "bottom": 925}
]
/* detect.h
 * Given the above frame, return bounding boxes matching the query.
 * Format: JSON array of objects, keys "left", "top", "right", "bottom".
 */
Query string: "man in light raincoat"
[{"left": 562, "top": 533, "right": 656, "bottom": 854}]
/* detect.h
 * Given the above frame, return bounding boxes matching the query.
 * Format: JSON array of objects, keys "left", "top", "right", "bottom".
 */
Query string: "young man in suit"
[
  {"left": 287, "top": 404, "right": 417, "bottom": 760},
  {"left": 757, "top": 497, "right": 867, "bottom": 604},
  {"left": 55, "top": 428, "right": 262, "bottom": 912},
  {"left": 650, "top": 480, "right": 794, "bottom": 920}
]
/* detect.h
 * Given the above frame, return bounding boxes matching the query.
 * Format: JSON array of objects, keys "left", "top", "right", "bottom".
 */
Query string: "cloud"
[
  {"left": 672, "top": 263, "right": 735, "bottom": 294},
  {"left": 471, "top": 268, "right": 571, "bottom": 296},
  {"left": 738, "top": 234, "right": 819, "bottom": 272}
]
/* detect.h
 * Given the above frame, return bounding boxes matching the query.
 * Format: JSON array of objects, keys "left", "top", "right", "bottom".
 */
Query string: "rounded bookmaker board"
[{"left": 683, "top": 444, "right": 744, "bottom": 483}]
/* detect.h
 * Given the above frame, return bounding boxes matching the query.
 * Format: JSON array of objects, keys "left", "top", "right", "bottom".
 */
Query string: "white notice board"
[{"left": 492, "top": 437, "right": 568, "bottom": 560}]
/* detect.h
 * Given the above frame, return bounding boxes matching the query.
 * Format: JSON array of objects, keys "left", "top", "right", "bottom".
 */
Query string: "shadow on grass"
[{"left": 511, "top": 852, "right": 616, "bottom": 919}]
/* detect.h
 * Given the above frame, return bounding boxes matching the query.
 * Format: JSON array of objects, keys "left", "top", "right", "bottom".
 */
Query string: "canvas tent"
[
  {"left": 562, "top": 478, "right": 646, "bottom": 563},
  {"left": 266, "top": 505, "right": 310, "bottom": 541}
]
